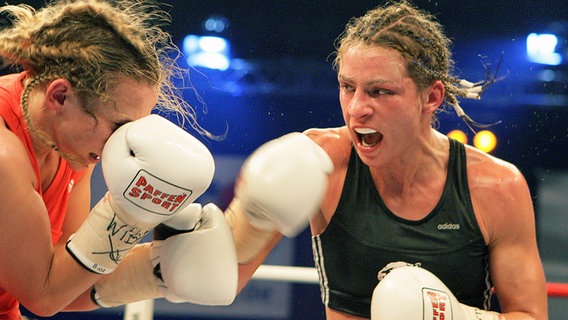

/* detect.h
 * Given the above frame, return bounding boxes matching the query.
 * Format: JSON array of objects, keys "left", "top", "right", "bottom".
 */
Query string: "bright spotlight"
[
  {"left": 447, "top": 129, "right": 468, "bottom": 144},
  {"left": 183, "top": 35, "right": 231, "bottom": 71},
  {"left": 526, "top": 33, "right": 562, "bottom": 66},
  {"left": 473, "top": 130, "right": 497, "bottom": 153}
]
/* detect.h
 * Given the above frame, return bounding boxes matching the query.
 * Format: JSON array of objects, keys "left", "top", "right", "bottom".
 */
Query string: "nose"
[{"left": 347, "top": 90, "right": 373, "bottom": 119}]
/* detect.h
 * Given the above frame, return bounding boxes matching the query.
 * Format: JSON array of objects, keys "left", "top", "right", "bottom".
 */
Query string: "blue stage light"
[
  {"left": 183, "top": 34, "right": 231, "bottom": 71},
  {"left": 526, "top": 33, "right": 562, "bottom": 66}
]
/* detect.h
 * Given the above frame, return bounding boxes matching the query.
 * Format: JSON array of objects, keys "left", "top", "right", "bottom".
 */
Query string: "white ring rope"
[
  {"left": 251, "top": 265, "right": 319, "bottom": 284},
  {"left": 123, "top": 265, "right": 318, "bottom": 320}
]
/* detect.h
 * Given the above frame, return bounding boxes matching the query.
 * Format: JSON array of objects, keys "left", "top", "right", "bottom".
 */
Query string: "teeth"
[{"left": 355, "top": 128, "right": 377, "bottom": 134}]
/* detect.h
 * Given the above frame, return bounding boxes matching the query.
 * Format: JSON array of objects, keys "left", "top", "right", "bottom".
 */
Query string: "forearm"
[
  {"left": 226, "top": 133, "right": 331, "bottom": 293},
  {"left": 499, "top": 312, "right": 537, "bottom": 320},
  {"left": 468, "top": 310, "right": 542, "bottom": 320},
  {"left": 236, "top": 232, "right": 282, "bottom": 294},
  {"left": 19, "top": 245, "right": 101, "bottom": 316},
  {"left": 63, "top": 288, "right": 99, "bottom": 312}
]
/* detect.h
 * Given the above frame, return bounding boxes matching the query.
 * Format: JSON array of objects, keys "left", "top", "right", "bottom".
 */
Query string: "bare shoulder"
[
  {"left": 303, "top": 126, "right": 344, "bottom": 145},
  {"left": 464, "top": 144, "right": 533, "bottom": 243},
  {"left": 0, "top": 117, "right": 35, "bottom": 186},
  {"left": 464, "top": 144, "right": 526, "bottom": 190},
  {"left": 304, "top": 126, "right": 351, "bottom": 167},
  {"left": 304, "top": 127, "right": 352, "bottom": 234}
]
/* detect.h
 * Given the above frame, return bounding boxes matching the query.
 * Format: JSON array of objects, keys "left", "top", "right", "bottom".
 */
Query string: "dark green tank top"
[{"left": 312, "top": 139, "right": 492, "bottom": 318}]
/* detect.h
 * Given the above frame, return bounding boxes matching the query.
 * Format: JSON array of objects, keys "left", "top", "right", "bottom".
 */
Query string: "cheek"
[
  {"left": 83, "top": 121, "right": 114, "bottom": 149},
  {"left": 98, "top": 123, "right": 116, "bottom": 144},
  {"left": 339, "top": 95, "right": 350, "bottom": 117},
  {"left": 340, "top": 104, "right": 351, "bottom": 123}
]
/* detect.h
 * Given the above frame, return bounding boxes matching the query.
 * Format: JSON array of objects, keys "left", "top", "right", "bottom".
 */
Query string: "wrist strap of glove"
[
  {"left": 224, "top": 199, "right": 276, "bottom": 263},
  {"left": 67, "top": 193, "right": 153, "bottom": 274},
  {"left": 460, "top": 304, "right": 504, "bottom": 320},
  {"left": 154, "top": 223, "right": 195, "bottom": 241}
]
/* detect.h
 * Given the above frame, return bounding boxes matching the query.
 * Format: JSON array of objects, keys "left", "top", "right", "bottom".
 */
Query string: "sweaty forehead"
[
  {"left": 113, "top": 79, "right": 158, "bottom": 118},
  {"left": 93, "top": 79, "right": 158, "bottom": 123}
]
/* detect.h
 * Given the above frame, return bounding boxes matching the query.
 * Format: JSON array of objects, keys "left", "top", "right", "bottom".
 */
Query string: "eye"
[
  {"left": 369, "top": 88, "right": 393, "bottom": 97},
  {"left": 339, "top": 83, "right": 355, "bottom": 93},
  {"left": 113, "top": 121, "right": 129, "bottom": 131}
]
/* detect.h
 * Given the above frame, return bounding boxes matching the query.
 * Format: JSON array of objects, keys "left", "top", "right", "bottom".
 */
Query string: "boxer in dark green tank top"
[{"left": 312, "top": 139, "right": 492, "bottom": 318}]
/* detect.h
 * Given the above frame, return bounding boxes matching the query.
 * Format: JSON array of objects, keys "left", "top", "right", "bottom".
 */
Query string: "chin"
[
  {"left": 69, "top": 162, "right": 89, "bottom": 172},
  {"left": 62, "top": 154, "right": 89, "bottom": 171}
]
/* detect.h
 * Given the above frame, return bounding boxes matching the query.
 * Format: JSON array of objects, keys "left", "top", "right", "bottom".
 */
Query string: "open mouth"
[{"left": 355, "top": 128, "right": 383, "bottom": 147}]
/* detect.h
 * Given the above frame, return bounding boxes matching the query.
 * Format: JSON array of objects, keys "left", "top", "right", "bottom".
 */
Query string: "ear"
[
  {"left": 422, "top": 80, "right": 444, "bottom": 114},
  {"left": 45, "top": 78, "right": 73, "bottom": 111}
]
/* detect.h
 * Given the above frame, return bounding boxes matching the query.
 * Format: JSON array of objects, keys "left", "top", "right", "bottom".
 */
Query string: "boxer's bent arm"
[
  {"left": 225, "top": 133, "right": 332, "bottom": 264},
  {"left": 484, "top": 170, "right": 547, "bottom": 320},
  {"left": 0, "top": 154, "right": 101, "bottom": 316},
  {"left": 57, "top": 166, "right": 95, "bottom": 249},
  {"left": 226, "top": 133, "right": 331, "bottom": 291},
  {"left": 64, "top": 243, "right": 158, "bottom": 311},
  {"left": 87, "top": 203, "right": 237, "bottom": 308},
  {"left": 58, "top": 166, "right": 101, "bottom": 312}
]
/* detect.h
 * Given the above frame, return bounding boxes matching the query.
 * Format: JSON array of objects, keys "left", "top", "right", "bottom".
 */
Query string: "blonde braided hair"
[{"left": 0, "top": 0, "right": 212, "bottom": 137}]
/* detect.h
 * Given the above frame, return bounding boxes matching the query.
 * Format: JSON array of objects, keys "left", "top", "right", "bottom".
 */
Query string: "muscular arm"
[
  {"left": 230, "top": 131, "right": 334, "bottom": 294},
  {"left": 59, "top": 166, "right": 102, "bottom": 312},
  {"left": 236, "top": 233, "right": 282, "bottom": 293},
  {"left": 0, "top": 125, "right": 100, "bottom": 316},
  {"left": 469, "top": 150, "right": 548, "bottom": 320},
  {"left": 58, "top": 166, "right": 94, "bottom": 249}
]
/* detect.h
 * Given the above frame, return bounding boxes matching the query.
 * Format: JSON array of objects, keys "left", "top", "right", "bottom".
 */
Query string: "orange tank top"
[{"left": 0, "top": 72, "right": 85, "bottom": 319}]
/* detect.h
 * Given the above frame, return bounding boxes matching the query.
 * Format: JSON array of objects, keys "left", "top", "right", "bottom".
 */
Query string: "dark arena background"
[{"left": 8, "top": 0, "right": 568, "bottom": 319}]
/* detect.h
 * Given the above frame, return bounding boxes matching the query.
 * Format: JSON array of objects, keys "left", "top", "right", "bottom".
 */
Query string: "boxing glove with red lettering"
[
  {"left": 371, "top": 264, "right": 501, "bottom": 320},
  {"left": 67, "top": 114, "right": 214, "bottom": 274},
  {"left": 91, "top": 203, "right": 237, "bottom": 307}
]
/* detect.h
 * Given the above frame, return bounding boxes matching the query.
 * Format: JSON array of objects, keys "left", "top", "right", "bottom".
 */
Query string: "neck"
[{"left": 371, "top": 130, "right": 448, "bottom": 196}]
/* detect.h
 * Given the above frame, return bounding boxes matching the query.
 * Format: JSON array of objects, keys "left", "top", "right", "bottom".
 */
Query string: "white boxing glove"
[
  {"left": 151, "top": 203, "right": 238, "bottom": 305},
  {"left": 91, "top": 203, "right": 238, "bottom": 307},
  {"left": 225, "top": 132, "right": 333, "bottom": 263},
  {"left": 371, "top": 264, "right": 502, "bottom": 320},
  {"left": 67, "top": 114, "right": 215, "bottom": 274}
]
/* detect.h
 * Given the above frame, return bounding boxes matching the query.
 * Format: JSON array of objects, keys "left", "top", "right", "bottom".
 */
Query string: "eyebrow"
[{"left": 338, "top": 74, "right": 393, "bottom": 86}]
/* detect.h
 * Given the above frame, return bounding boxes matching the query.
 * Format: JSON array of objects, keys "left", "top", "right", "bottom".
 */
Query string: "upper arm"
[
  {"left": 490, "top": 173, "right": 547, "bottom": 318},
  {"left": 469, "top": 153, "right": 547, "bottom": 318},
  {"left": 304, "top": 127, "right": 350, "bottom": 235},
  {"left": 0, "top": 121, "right": 56, "bottom": 301},
  {"left": 57, "top": 165, "right": 95, "bottom": 248}
]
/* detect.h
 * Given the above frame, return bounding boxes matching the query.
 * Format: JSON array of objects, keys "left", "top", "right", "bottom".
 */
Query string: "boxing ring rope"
[
  {"left": 124, "top": 265, "right": 568, "bottom": 320},
  {"left": 547, "top": 282, "right": 568, "bottom": 297},
  {"left": 250, "top": 265, "right": 319, "bottom": 283}
]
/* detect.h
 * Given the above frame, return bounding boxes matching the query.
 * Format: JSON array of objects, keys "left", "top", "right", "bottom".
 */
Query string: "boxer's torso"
[{"left": 312, "top": 138, "right": 492, "bottom": 318}]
